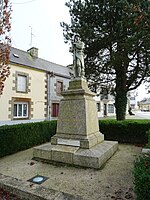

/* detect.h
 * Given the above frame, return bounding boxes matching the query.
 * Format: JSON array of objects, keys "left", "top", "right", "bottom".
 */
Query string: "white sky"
[
  {"left": 10, "top": 0, "right": 149, "bottom": 101},
  {"left": 11, "top": 0, "right": 72, "bottom": 66},
  {"left": 136, "top": 84, "right": 150, "bottom": 101}
]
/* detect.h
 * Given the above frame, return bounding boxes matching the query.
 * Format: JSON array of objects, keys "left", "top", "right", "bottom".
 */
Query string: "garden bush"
[
  {"left": 1, "top": 119, "right": 150, "bottom": 158},
  {"left": 133, "top": 155, "right": 150, "bottom": 200},
  {"left": 99, "top": 119, "right": 150, "bottom": 144},
  {"left": 146, "top": 129, "right": 150, "bottom": 148},
  {"left": 0, "top": 120, "right": 57, "bottom": 158}
]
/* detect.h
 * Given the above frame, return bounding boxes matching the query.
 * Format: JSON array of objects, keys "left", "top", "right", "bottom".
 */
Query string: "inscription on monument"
[{"left": 57, "top": 138, "right": 80, "bottom": 147}]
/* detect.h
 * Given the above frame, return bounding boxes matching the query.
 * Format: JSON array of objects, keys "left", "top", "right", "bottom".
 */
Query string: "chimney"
[{"left": 27, "top": 47, "right": 38, "bottom": 57}]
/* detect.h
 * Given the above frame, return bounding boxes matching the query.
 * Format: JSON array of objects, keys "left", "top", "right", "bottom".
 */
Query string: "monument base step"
[{"left": 33, "top": 141, "right": 118, "bottom": 169}]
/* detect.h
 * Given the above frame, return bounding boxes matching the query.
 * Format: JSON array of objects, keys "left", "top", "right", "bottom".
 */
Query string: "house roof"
[
  {"left": 10, "top": 47, "right": 70, "bottom": 78},
  {"left": 140, "top": 98, "right": 150, "bottom": 105}
]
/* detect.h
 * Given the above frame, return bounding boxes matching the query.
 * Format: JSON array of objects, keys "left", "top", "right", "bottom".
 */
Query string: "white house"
[
  {"left": 94, "top": 93, "right": 115, "bottom": 118},
  {"left": 0, "top": 47, "right": 70, "bottom": 125}
]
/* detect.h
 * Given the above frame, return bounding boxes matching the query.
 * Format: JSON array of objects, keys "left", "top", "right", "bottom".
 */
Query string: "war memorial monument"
[{"left": 33, "top": 35, "right": 118, "bottom": 169}]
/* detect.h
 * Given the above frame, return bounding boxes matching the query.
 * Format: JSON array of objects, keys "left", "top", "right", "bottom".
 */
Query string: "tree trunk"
[
  {"left": 115, "top": 68, "right": 127, "bottom": 121},
  {"left": 115, "top": 90, "right": 127, "bottom": 120}
]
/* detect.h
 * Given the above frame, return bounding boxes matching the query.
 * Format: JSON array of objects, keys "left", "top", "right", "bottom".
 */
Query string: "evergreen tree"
[{"left": 61, "top": 0, "right": 150, "bottom": 120}]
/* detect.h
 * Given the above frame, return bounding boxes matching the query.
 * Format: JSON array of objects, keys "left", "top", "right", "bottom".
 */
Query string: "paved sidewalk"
[
  {"left": 100, "top": 111, "right": 150, "bottom": 120},
  {"left": 0, "top": 144, "right": 142, "bottom": 200}
]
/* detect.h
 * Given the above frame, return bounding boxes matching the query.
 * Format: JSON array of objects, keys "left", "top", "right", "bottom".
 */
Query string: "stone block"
[
  {"left": 33, "top": 141, "right": 118, "bottom": 169},
  {"left": 52, "top": 79, "right": 105, "bottom": 149},
  {"left": 57, "top": 138, "right": 80, "bottom": 147},
  {"left": 73, "top": 141, "right": 118, "bottom": 169},
  {"left": 80, "top": 132, "right": 104, "bottom": 149},
  {"left": 68, "top": 78, "right": 90, "bottom": 91},
  {"left": 142, "top": 148, "right": 150, "bottom": 154},
  {"left": 33, "top": 143, "right": 53, "bottom": 160},
  {"left": 51, "top": 145, "right": 79, "bottom": 164},
  {"left": 56, "top": 79, "right": 101, "bottom": 144}
]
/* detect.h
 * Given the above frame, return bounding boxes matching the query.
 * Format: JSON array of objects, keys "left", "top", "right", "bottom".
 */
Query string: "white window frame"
[
  {"left": 13, "top": 102, "right": 29, "bottom": 119},
  {"left": 17, "top": 74, "right": 27, "bottom": 92},
  {"left": 15, "top": 71, "right": 29, "bottom": 93},
  {"left": 108, "top": 104, "right": 115, "bottom": 113}
]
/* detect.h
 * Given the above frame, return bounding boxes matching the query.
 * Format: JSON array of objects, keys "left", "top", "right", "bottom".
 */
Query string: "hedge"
[
  {"left": 146, "top": 129, "right": 150, "bottom": 148},
  {"left": 99, "top": 119, "right": 150, "bottom": 144},
  {"left": 0, "top": 120, "right": 57, "bottom": 158},
  {"left": 133, "top": 155, "right": 150, "bottom": 200},
  {"left": 0, "top": 119, "right": 150, "bottom": 158}
]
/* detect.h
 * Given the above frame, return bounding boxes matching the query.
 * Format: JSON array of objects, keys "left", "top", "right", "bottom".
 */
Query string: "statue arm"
[{"left": 74, "top": 41, "right": 84, "bottom": 50}]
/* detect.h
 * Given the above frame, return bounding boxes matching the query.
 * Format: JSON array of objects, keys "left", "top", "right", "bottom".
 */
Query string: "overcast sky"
[
  {"left": 11, "top": 0, "right": 149, "bottom": 101},
  {"left": 11, "top": 0, "right": 72, "bottom": 66}
]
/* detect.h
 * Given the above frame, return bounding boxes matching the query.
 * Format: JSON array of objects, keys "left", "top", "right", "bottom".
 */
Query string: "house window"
[
  {"left": 52, "top": 103, "right": 59, "bottom": 117},
  {"left": 97, "top": 102, "right": 101, "bottom": 112},
  {"left": 104, "top": 94, "right": 108, "bottom": 100},
  {"left": 13, "top": 102, "right": 29, "bottom": 118},
  {"left": 17, "top": 74, "right": 27, "bottom": 92},
  {"left": 56, "top": 81, "right": 63, "bottom": 95},
  {"left": 130, "top": 97, "right": 135, "bottom": 100},
  {"left": 100, "top": 94, "right": 108, "bottom": 100},
  {"left": 108, "top": 104, "right": 114, "bottom": 113},
  {"left": 16, "top": 72, "right": 29, "bottom": 93}
]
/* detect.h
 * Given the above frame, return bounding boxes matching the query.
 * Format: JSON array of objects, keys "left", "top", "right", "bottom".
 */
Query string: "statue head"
[{"left": 74, "top": 34, "right": 81, "bottom": 42}]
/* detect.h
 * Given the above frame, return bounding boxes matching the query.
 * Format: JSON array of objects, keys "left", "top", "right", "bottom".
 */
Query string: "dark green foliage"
[
  {"left": 62, "top": 0, "right": 150, "bottom": 120},
  {"left": 146, "top": 129, "right": 150, "bottom": 148},
  {"left": 133, "top": 155, "right": 150, "bottom": 200},
  {"left": 99, "top": 119, "right": 150, "bottom": 144},
  {"left": 0, "top": 121, "right": 57, "bottom": 158},
  {"left": 1, "top": 119, "right": 149, "bottom": 158}
]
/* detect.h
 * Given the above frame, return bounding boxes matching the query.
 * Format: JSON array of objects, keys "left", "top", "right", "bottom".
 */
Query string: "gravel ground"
[{"left": 0, "top": 144, "right": 142, "bottom": 200}]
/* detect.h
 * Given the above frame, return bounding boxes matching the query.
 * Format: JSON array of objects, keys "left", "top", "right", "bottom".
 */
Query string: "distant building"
[
  {"left": 127, "top": 90, "right": 138, "bottom": 110},
  {"left": 138, "top": 98, "right": 150, "bottom": 111},
  {"left": 94, "top": 93, "right": 115, "bottom": 118}
]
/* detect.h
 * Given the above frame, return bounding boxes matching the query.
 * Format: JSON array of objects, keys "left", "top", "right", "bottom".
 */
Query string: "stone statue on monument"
[{"left": 69, "top": 34, "right": 85, "bottom": 79}]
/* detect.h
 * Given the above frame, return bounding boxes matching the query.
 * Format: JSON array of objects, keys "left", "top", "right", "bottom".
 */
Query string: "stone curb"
[{"left": 0, "top": 173, "right": 83, "bottom": 200}]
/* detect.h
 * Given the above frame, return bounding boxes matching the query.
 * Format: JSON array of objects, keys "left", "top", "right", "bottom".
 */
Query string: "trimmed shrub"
[
  {"left": 146, "top": 129, "right": 150, "bottom": 148},
  {"left": 133, "top": 155, "right": 150, "bottom": 200},
  {"left": 1, "top": 119, "right": 150, "bottom": 158},
  {"left": 0, "top": 120, "right": 57, "bottom": 158},
  {"left": 99, "top": 119, "right": 150, "bottom": 144}
]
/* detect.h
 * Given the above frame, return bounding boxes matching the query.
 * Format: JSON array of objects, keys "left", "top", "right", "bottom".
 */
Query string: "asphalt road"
[
  {"left": 100, "top": 110, "right": 150, "bottom": 120},
  {"left": 129, "top": 110, "right": 150, "bottom": 119}
]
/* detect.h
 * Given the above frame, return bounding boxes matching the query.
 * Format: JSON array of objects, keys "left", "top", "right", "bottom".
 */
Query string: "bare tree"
[{"left": 0, "top": 0, "right": 11, "bottom": 95}]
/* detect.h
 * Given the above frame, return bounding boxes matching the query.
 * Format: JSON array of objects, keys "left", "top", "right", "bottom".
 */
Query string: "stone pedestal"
[
  {"left": 33, "top": 78, "right": 118, "bottom": 169},
  {"left": 51, "top": 78, "right": 104, "bottom": 149}
]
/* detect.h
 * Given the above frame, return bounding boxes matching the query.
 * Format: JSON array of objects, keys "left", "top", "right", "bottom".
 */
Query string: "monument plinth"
[
  {"left": 33, "top": 78, "right": 118, "bottom": 169},
  {"left": 51, "top": 78, "right": 104, "bottom": 149}
]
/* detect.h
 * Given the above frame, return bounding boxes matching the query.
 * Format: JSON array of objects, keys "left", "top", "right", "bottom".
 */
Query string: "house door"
[
  {"left": 52, "top": 103, "right": 59, "bottom": 117},
  {"left": 104, "top": 103, "right": 107, "bottom": 116}
]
